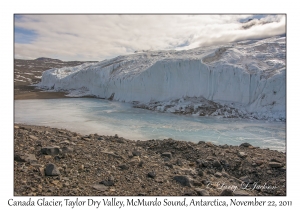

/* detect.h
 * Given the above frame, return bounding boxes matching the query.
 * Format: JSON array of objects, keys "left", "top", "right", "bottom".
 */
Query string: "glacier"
[{"left": 37, "top": 36, "right": 286, "bottom": 121}]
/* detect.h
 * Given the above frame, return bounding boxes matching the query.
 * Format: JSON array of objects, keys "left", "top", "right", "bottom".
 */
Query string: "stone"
[
  {"left": 138, "top": 161, "right": 144, "bottom": 167},
  {"left": 14, "top": 153, "right": 37, "bottom": 163},
  {"left": 29, "top": 135, "right": 38, "bottom": 140},
  {"left": 132, "top": 150, "right": 141, "bottom": 157},
  {"left": 239, "top": 176, "right": 253, "bottom": 183},
  {"left": 147, "top": 171, "right": 156, "bottom": 178},
  {"left": 45, "top": 163, "right": 60, "bottom": 176},
  {"left": 214, "top": 172, "right": 222, "bottom": 178},
  {"left": 92, "top": 184, "right": 108, "bottom": 192},
  {"left": 118, "top": 164, "right": 129, "bottom": 170},
  {"left": 161, "top": 152, "right": 172, "bottom": 159},
  {"left": 176, "top": 159, "right": 183, "bottom": 166},
  {"left": 213, "top": 160, "right": 222, "bottom": 168},
  {"left": 174, "top": 176, "right": 192, "bottom": 187},
  {"left": 238, "top": 152, "right": 247, "bottom": 158},
  {"left": 269, "top": 162, "right": 283, "bottom": 168},
  {"left": 206, "top": 142, "right": 214, "bottom": 147},
  {"left": 198, "top": 170, "right": 204, "bottom": 177},
  {"left": 100, "top": 180, "right": 114, "bottom": 186},
  {"left": 220, "top": 189, "right": 233, "bottom": 196},
  {"left": 41, "top": 147, "right": 60, "bottom": 156},
  {"left": 240, "top": 143, "right": 252, "bottom": 147},
  {"left": 61, "top": 146, "right": 74, "bottom": 153},
  {"left": 206, "top": 156, "right": 216, "bottom": 161},
  {"left": 255, "top": 160, "right": 264, "bottom": 166},
  {"left": 195, "top": 188, "right": 209, "bottom": 196},
  {"left": 233, "top": 190, "right": 250, "bottom": 196},
  {"left": 198, "top": 141, "right": 205, "bottom": 144}
]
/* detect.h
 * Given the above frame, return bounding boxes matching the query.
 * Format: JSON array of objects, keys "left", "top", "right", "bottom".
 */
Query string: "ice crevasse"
[{"left": 38, "top": 36, "right": 286, "bottom": 120}]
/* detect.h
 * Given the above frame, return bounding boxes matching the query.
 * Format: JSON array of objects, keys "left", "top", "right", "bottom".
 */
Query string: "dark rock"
[
  {"left": 174, "top": 176, "right": 192, "bottom": 187},
  {"left": 161, "top": 152, "right": 172, "bottom": 159},
  {"left": 165, "top": 163, "right": 173, "bottom": 168},
  {"left": 240, "top": 143, "right": 252, "bottom": 147},
  {"left": 213, "top": 160, "right": 222, "bottom": 168},
  {"left": 239, "top": 176, "right": 253, "bottom": 184},
  {"left": 269, "top": 162, "right": 283, "bottom": 168},
  {"left": 114, "top": 134, "right": 118, "bottom": 138},
  {"left": 45, "top": 163, "right": 60, "bottom": 176},
  {"left": 183, "top": 191, "right": 196, "bottom": 196},
  {"left": 14, "top": 153, "right": 37, "bottom": 163},
  {"left": 132, "top": 150, "right": 141, "bottom": 157},
  {"left": 54, "top": 156, "right": 61, "bottom": 161},
  {"left": 206, "top": 169, "right": 215, "bottom": 175},
  {"left": 198, "top": 170, "right": 204, "bottom": 177},
  {"left": 138, "top": 161, "right": 144, "bottom": 167},
  {"left": 118, "top": 164, "right": 129, "bottom": 170},
  {"left": 147, "top": 171, "right": 156, "bottom": 178},
  {"left": 220, "top": 189, "right": 233, "bottom": 196},
  {"left": 198, "top": 141, "right": 205, "bottom": 144},
  {"left": 100, "top": 180, "right": 114, "bottom": 186},
  {"left": 176, "top": 159, "right": 183, "bottom": 166},
  {"left": 41, "top": 147, "right": 60, "bottom": 156},
  {"left": 202, "top": 161, "right": 209, "bottom": 167},
  {"left": 195, "top": 188, "right": 209, "bottom": 196},
  {"left": 270, "top": 158, "right": 281, "bottom": 163}
]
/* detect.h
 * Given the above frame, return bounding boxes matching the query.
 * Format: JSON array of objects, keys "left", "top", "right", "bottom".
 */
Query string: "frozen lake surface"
[{"left": 15, "top": 98, "right": 286, "bottom": 151}]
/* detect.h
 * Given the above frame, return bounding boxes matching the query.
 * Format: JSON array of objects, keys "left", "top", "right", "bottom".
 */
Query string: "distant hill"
[{"left": 35, "top": 57, "right": 62, "bottom": 62}]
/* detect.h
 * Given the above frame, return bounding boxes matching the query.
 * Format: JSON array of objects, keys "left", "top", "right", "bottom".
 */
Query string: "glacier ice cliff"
[{"left": 38, "top": 36, "right": 286, "bottom": 121}]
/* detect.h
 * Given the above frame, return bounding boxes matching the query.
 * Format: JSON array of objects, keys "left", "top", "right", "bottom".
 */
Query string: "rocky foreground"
[{"left": 14, "top": 124, "right": 286, "bottom": 196}]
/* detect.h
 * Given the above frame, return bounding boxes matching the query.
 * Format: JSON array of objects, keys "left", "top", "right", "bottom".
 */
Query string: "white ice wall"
[{"left": 38, "top": 36, "right": 286, "bottom": 117}]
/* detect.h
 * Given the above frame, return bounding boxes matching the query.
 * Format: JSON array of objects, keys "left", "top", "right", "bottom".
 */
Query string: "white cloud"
[{"left": 14, "top": 15, "right": 286, "bottom": 61}]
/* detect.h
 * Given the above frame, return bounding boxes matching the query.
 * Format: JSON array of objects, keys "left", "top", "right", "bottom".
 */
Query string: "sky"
[{"left": 14, "top": 14, "right": 286, "bottom": 61}]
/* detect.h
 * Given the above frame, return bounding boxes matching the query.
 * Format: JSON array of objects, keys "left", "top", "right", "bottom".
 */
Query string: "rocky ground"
[
  {"left": 14, "top": 124, "right": 286, "bottom": 196},
  {"left": 14, "top": 58, "right": 96, "bottom": 100}
]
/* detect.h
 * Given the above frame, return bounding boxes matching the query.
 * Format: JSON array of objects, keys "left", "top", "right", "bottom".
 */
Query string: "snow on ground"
[{"left": 37, "top": 36, "right": 286, "bottom": 121}]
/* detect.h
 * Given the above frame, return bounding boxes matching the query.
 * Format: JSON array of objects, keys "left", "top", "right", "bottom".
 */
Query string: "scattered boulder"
[
  {"left": 161, "top": 152, "right": 172, "bottom": 159},
  {"left": 147, "top": 171, "right": 156, "bottom": 178},
  {"left": 132, "top": 150, "right": 141, "bottom": 157},
  {"left": 92, "top": 184, "right": 108, "bottom": 192},
  {"left": 14, "top": 153, "right": 37, "bottom": 163},
  {"left": 240, "top": 143, "right": 252, "bottom": 147},
  {"left": 238, "top": 151, "right": 247, "bottom": 158},
  {"left": 195, "top": 188, "right": 209, "bottom": 196},
  {"left": 269, "top": 162, "right": 283, "bottom": 168},
  {"left": 214, "top": 172, "right": 222, "bottom": 177},
  {"left": 45, "top": 163, "right": 60, "bottom": 176},
  {"left": 118, "top": 164, "right": 129, "bottom": 170},
  {"left": 41, "top": 147, "right": 60, "bottom": 156},
  {"left": 220, "top": 189, "right": 233, "bottom": 196},
  {"left": 174, "top": 176, "right": 192, "bottom": 187},
  {"left": 213, "top": 160, "right": 221, "bottom": 168}
]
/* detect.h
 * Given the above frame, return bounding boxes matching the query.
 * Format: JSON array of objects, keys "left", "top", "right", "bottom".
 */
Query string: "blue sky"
[{"left": 14, "top": 14, "right": 286, "bottom": 61}]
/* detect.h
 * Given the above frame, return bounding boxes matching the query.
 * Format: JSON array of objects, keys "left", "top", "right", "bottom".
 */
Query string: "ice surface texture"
[{"left": 38, "top": 36, "right": 286, "bottom": 120}]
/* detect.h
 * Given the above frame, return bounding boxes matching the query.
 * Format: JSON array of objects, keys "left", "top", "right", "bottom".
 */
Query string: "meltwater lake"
[{"left": 14, "top": 98, "right": 286, "bottom": 151}]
